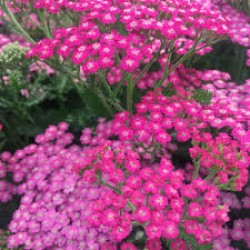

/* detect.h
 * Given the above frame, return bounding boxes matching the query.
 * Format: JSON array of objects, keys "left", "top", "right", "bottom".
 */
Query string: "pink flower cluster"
[
  {"left": 1, "top": 123, "right": 112, "bottom": 250},
  {"left": 189, "top": 132, "right": 249, "bottom": 191},
  {"left": 130, "top": 62, "right": 250, "bottom": 155},
  {"left": 213, "top": 227, "right": 238, "bottom": 250},
  {"left": 219, "top": 192, "right": 242, "bottom": 209},
  {"left": 211, "top": 0, "right": 250, "bottom": 66},
  {"left": 75, "top": 85, "right": 249, "bottom": 247},
  {"left": 220, "top": 186, "right": 250, "bottom": 210},
  {"left": 0, "top": 178, "right": 17, "bottom": 203},
  {"left": 26, "top": 0, "right": 230, "bottom": 75},
  {"left": 230, "top": 218, "right": 250, "bottom": 247},
  {"left": 79, "top": 146, "right": 229, "bottom": 245},
  {"left": 184, "top": 166, "right": 250, "bottom": 250},
  {"left": 214, "top": 185, "right": 250, "bottom": 250}
]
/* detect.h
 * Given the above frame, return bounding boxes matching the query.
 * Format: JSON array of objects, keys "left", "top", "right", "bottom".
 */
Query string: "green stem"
[
  {"left": 3, "top": 4, "right": 35, "bottom": 43},
  {"left": 95, "top": 87, "right": 114, "bottom": 117},
  {"left": 19, "top": 8, "right": 49, "bottom": 36},
  {"left": 114, "top": 72, "right": 127, "bottom": 97},
  {"left": 192, "top": 159, "right": 200, "bottom": 180},
  {"left": 39, "top": 59, "right": 86, "bottom": 96},
  {"left": 132, "top": 59, "right": 155, "bottom": 88},
  {"left": 216, "top": 178, "right": 234, "bottom": 190},
  {"left": 37, "top": 10, "right": 52, "bottom": 38},
  {"left": 99, "top": 72, "right": 124, "bottom": 112},
  {"left": 156, "top": 38, "right": 201, "bottom": 88},
  {"left": 205, "top": 167, "right": 218, "bottom": 182},
  {"left": 132, "top": 42, "right": 167, "bottom": 88},
  {"left": 128, "top": 200, "right": 136, "bottom": 212},
  {"left": 96, "top": 176, "right": 136, "bottom": 212},
  {"left": 96, "top": 175, "right": 121, "bottom": 193},
  {"left": 127, "top": 74, "right": 133, "bottom": 114}
]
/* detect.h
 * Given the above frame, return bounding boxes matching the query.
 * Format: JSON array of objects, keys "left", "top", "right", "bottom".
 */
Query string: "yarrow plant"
[
  {"left": 2, "top": 72, "right": 249, "bottom": 248},
  {"left": 0, "top": 0, "right": 231, "bottom": 114},
  {"left": 0, "top": 0, "right": 249, "bottom": 249}
]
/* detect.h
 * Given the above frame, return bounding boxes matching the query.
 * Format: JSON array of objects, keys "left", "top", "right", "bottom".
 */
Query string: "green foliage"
[
  {"left": 114, "top": 18, "right": 128, "bottom": 36},
  {"left": 0, "top": 42, "right": 27, "bottom": 64},
  {"left": 0, "top": 42, "right": 100, "bottom": 151},
  {"left": 180, "top": 228, "right": 213, "bottom": 250},
  {"left": 191, "top": 89, "right": 213, "bottom": 105},
  {"left": 162, "top": 83, "right": 177, "bottom": 97},
  {"left": 191, "top": 42, "right": 250, "bottom": 84}
]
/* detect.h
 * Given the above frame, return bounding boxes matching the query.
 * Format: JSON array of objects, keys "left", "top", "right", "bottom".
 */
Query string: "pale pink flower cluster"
[
  {"left": 214, "top": 218, "right": 250, "bottom": 250},
  {"left": 230, "top": 219, "right": 250, "bottom": 248},
  {"left": 213, "top": 227, "right": 238, "bottom": 250},
  {"left": 216, "top": 185, "right": 250, "bottom": 250},
  {"left": 1, "top": 123, "right": 111, "bottom": 250},
  {"left": 212, "top": 0, "right": 250, "bottom": 66}
]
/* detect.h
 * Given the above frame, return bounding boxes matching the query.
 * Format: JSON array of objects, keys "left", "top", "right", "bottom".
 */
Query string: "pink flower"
[
  {"left": 166, "top": 210, "right": 182, "bottom": 223},
  {"left": 102, "top": 209, "right": 119, "bottom": 226},
  {"left": 125, "top": 176, "right": 142, "bottom": 189},
  {"left": 161, "top": 221, "right": 179, "bottom": 239},
  {"left": 218, "top": 171, "right": 229, "bottom": 184},
  {"left": 145, "top": 224, "right": 162, "bottom": 239},
  {"left": 101, "top": 242, "right": 117, "bottom": 250},
  {"left": 99, "top": 55, "right": 114, "bottom": 68},
  {"left": 101, "top": 13, "right": 116, "bottom": 24},
  {"left": 82, "top": 60, "right": 100, "bottom": 75},
  {"left": 111, "top": 224, "right": 131, "bottom": 242},
  {"left": 71, "top": 50, "right": 88, "bottom": 64},
  {"left": 180, "top": 184, "right": 197, "bottom": 199},
  {"left": 171, "top": 238, "right": 186, "bottom": 250},
  {"left": 164, "top": 185, "right": 179, "bottom": 199},
  {"left": 125, "top": 159, "right": 140, "bottom": 173},
  {"left": 133, "top": 206, "right": 151, "bottom": 223},
  {"left": 149, "top": 194, "right": 168, "bottom": 210},
  {"left": 146, "top": 239, "right": 162, "bottom": 250},
  {"left": 187, "top": 202, "right": 203, "bottom": 217},
  {"left": 155, "top": 130, "right": 171, "bottom": 144},
  {"left": 183, "top": 220, "right": 199, "bottom": 235},
  {"left": 119, "top": 128, "right": 133, "bottom": 141},
  {"left": 120, "top": 242, "right": 137, "bottom": 250},
  {"left": 143, "top": 181, "right": 158, "bottom": 194},
  {"left": 121, "top": 57, "right": 139, "bottom": 72}
]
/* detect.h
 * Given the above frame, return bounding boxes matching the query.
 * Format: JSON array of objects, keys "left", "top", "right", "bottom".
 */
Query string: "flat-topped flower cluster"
[{"left": 25, "top": 0, "right": 230, "bottom": 75}]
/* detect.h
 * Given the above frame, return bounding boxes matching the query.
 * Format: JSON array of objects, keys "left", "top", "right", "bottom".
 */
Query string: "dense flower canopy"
[
  {"left": 0, "top": 0, "right": 249, "bottom": 250},
  {"left": 24, "top": 0, "right": 230, "bottom": 75}
]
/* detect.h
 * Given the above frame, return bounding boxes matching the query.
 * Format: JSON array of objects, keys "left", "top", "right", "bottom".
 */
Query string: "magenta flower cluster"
[
  {"left": 80, "top": 146, "right": 229, "bottom": 245},
  {"left": 26, "top": 0, "right": 230, "bottom": 75},
  {"left": 75, "top": 82, "right": 249, "bottom": 248}
]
